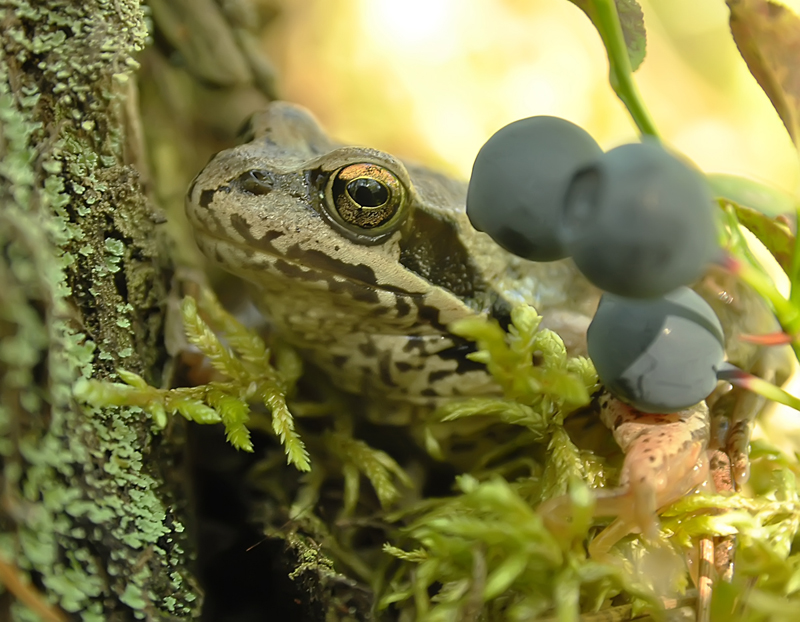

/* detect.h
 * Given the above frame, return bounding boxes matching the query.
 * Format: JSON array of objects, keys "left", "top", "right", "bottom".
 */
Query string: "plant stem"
[
  {"left": 593, "top": 0, "right": 659, "bottom": 138},
  {"left": 789, "top": 203, "right": 800, "bottom": 306},
  {"left": 718, "top": 365, "right": 800, "bottom": 412}
]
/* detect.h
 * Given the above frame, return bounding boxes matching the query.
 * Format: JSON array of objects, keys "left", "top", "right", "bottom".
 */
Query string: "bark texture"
[{"left": 0, "top": 2, "right": 200, "bottom": 619}]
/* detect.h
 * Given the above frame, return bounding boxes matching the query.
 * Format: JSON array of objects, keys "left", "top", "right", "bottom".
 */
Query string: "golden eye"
[{"left": 330, "top": 163, "right": 405, "bottom": 230}]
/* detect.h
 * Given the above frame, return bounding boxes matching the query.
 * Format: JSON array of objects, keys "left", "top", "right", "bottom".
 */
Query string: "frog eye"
[{"left": 325, "top": 163, "right": 407, "bottom": 242}]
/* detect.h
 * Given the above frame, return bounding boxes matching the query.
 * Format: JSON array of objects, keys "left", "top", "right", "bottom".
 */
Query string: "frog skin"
[
  {"left": 185, "top": 101, "right": 599, "bottom": 406},
  {"left": 185, "top": 101, "right": 790, "bottom": 565}
]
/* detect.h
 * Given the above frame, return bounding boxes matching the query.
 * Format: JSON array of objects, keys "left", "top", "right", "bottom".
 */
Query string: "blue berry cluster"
[{"left": 467, "top": 116, "right": 725, "bottom": 412}]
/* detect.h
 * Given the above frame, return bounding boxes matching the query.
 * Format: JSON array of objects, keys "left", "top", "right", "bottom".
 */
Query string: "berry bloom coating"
[
  {"left": 467, "top": 116, "right": 603, "bottom": 261},
  {"left": 562, "top": 141, "right": 718, "bottom": 298},
  {"left": 587, "top": 287, "right": 725, "bottom": 412}
]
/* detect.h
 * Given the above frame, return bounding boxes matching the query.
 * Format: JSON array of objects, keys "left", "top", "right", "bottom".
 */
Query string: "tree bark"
[{"left": 0, "top": 2, "right": 200, "bottom": 619}]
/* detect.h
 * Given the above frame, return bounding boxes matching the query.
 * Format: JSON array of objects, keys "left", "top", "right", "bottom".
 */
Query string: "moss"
[
  {"left": 274, "top": 528, "right": 375, "bottom": 622},
  {"left": 0, "top": 1, "right": 201, "bottom": 619}
]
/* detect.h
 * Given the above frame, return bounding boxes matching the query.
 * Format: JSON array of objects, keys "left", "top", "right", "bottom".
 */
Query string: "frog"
[
  {"left": 184, "top": 101, "right": 789, "bottom": 562},
  {"left": 185, "top": 101, "right": 599, "bottom": 408},
  {"left": 542, "top": 391, "right": 713, "bottom": 560}
]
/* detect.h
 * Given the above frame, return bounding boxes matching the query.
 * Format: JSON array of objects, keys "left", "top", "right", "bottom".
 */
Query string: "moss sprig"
[
  {"left": 381, "top": 475, "right": 661, "bottom": 620},
  {"left": 326, "top": 431, "right": 413, "bottom": 512},
  {"left": 437, "top": 305, "right": 598, "bottom": 434},
  {"left": 74, "top": 290, "right": 310, "bottom": 470}
]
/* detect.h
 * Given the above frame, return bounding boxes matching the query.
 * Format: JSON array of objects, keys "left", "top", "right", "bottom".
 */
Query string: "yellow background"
[{"left": 265, "top": 0, "right": 800, "bottom": 195}]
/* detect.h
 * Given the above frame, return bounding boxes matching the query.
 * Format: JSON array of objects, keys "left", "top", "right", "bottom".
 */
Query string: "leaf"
[
  {"left": 117, "top": 369, "right": 148, "bottom": 388},
  {"left": 727, "top": 200, "right": 795, "bottom": 273},
  {"left": 727, "top": 0, "right": 800, "bottom": 147},
  {"left": 181, "top": 296, "right": 248, "bottom": 381},
  {"left": 708, "top": 172, "right": 797, "bottom": 218},
  {"left": 207, "top": 390, "right": 253, "bottom": 452},
  {"left": 264, "top": 391, "right": 310, "bottom": 471},
  {"left": 541, "top": 427, "right": 585, "bottom": 500},
  {"left": 382, "top": 544, "right": 428, "bottom": 563},
  {"left": 328, "top": 432, "right": 410, "bottom": 507},
  {"left": 615, "top": 0, "right": 647, "bottom": 71},
  {"left": 169, "top": 396, "right": 222, "bottom": 424},
  {"left": 569, "top": 0, "right": 647, "bottom": 71},
  {"left": 437, "top": 398, "right": 547, "bottom": 434},
  {"left": 553, "top": 568, "right": 580, "bottom": 621},
  {"left": 197, "top": 287, "right": 270, "bottom": 370}
]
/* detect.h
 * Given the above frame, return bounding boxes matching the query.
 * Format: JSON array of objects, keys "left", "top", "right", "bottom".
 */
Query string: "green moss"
[{"left": 287, "top": 536, "right": 337, "bottom": 582}]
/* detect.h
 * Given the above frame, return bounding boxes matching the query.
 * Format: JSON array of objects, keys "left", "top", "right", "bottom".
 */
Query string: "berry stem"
[{"left": 592, "top": 0, "right": 660, "bottom": 139}]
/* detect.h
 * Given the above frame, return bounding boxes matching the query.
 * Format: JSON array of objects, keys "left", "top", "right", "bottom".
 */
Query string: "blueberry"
[
  {"left": 562, "top": 141, "right": 719, "bottom": 298},
  {"left": 467, "top": 116, "right": 603, "bottom": 261},
  {"left": 587, "top": 287, "right": 725, "bottom": 412}
]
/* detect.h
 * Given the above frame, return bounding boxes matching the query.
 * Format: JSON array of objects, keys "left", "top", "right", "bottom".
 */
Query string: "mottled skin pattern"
[
  {"left": 541, "top": 390, "right": 711, "bottom": 559},
  {"left": 592, "top": 392, "right": 711, "bottom": 558},
  {"left": 185, "top": 102, "right": 598, "bottom": 405},
  {"left": 185, "top": 102, "right": 792, "bottom": 565},
  {"left": 596, "top": 392, "right": 710, "bottom": 532}
]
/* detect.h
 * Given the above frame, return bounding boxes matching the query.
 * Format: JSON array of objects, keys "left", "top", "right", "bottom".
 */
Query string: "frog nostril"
[{"left": 238, "top": 169, "right": 274, "bottom": 195}]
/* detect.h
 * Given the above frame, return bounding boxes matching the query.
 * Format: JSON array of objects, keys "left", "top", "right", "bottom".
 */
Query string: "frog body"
[{"left": 185, "top": 101, "right": 599, "bottom": 405}]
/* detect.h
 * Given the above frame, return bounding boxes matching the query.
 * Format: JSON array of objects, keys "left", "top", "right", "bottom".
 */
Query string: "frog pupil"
[{"left": 346, "top": 178, "right": 388, "bottom": 208}]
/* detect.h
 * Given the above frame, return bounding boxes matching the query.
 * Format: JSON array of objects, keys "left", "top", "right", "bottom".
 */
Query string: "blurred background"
[{"left": 263, "top": 0, "right": 800, "bottom": 194}]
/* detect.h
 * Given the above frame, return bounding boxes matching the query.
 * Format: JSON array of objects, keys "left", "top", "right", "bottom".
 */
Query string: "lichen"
[{"left": 0, "top": 1, "right": 201, "bottom": 619}]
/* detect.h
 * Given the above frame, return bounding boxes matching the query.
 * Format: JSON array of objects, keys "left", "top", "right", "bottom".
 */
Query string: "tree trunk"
[{"left": 0, "top": 2, "right": 200, "bottom": 619}]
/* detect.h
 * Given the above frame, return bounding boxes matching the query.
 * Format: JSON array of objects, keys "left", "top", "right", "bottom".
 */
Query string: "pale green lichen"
[{"left": 0, "top": 1, "right": 200, "bottom": 619}]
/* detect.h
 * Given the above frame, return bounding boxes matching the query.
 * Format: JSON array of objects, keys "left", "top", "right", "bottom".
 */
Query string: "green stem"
[
  {"left": 592, "top": 0, "right": 659, "bottom": 138},
  {"left": 789, "top": 203, "right": 800, "bottom": 306},
  {"left": 737, "top": 374, "right": 800, "bottom": 412}
]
